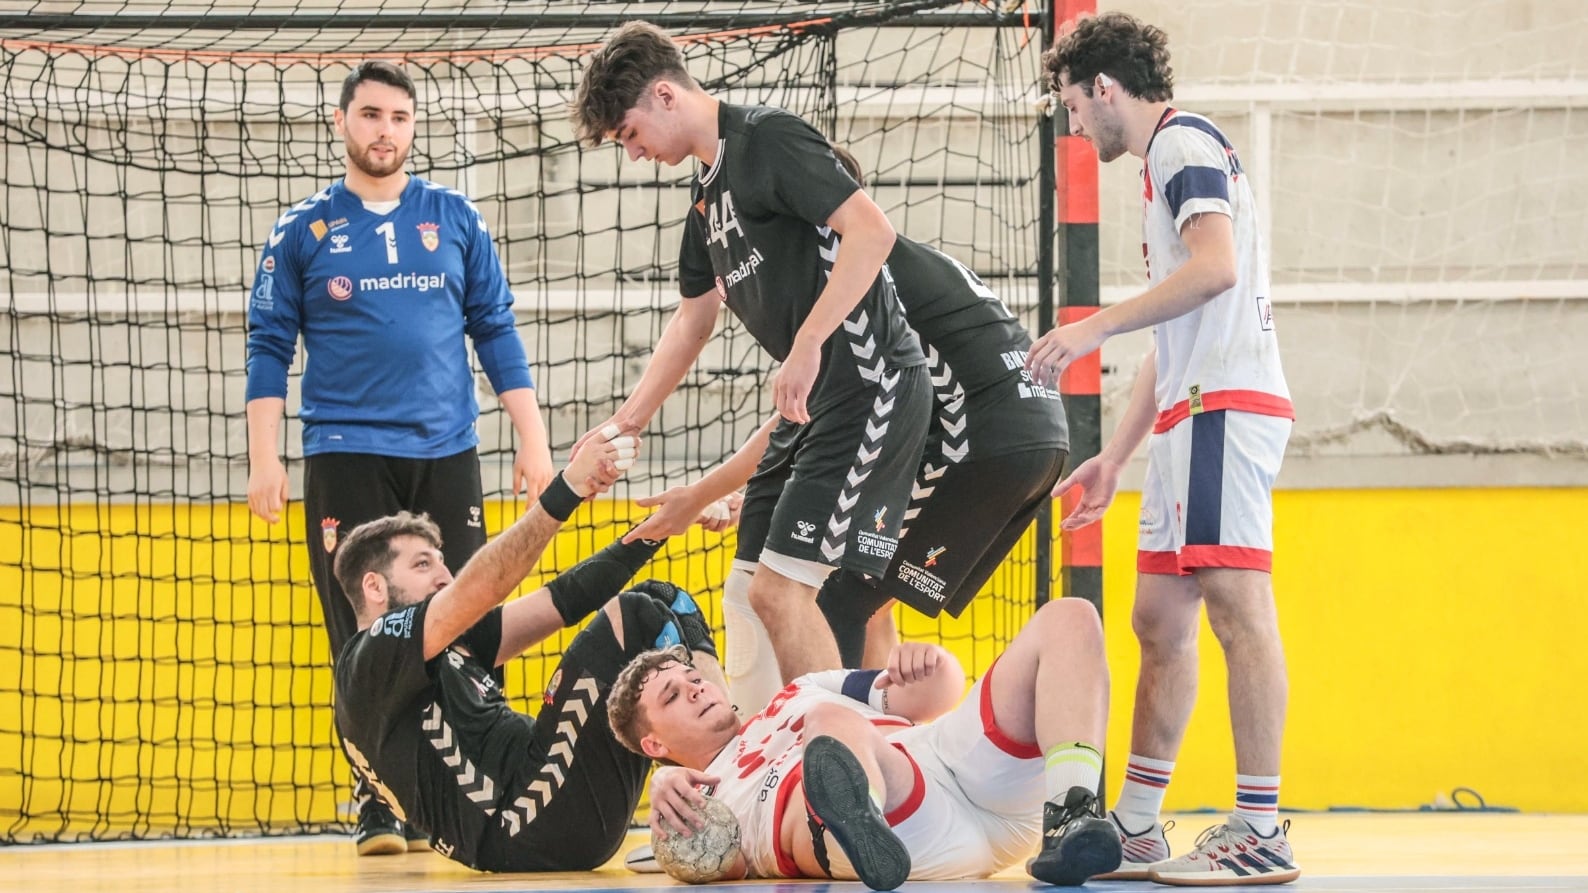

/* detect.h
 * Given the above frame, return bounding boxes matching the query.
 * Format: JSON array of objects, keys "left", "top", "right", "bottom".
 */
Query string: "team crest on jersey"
[
  {"left": 924, "top": 546, "right": 946, "bottom": 567},
  {"left": 418, "top": 222, "right": 440, "bottom": 252},
  {"left": 321, "top": 517, "right": 340, "bottom": 553},
  {"left": 261, "top": 256, "right": 275, "bottom": 273},
  {"left": 328, "top": 275, "right": 353, "bottom": 301},
  {"left": 544, "top": 668, "right": 563, "bottom": 705},
  {"left": 309, "top": 219, "right": 329, "bottom": 241},
  {"left": 873, "top": 507, "right": 888, "bottom": 532},
  {"left": 714, "top": 275, "right": 727, "bottom": 298}
]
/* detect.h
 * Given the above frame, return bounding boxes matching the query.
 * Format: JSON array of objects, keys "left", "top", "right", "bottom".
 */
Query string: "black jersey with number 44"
[{"left": 678, "top": 103, "right": 925, "bottom": 415}]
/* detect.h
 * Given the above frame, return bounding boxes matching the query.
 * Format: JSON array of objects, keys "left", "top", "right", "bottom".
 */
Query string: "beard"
[
  {"left": 1091, "top": 114, "right": 1129, "bottom": 163},
  {"left": 385, "top": 580, "right": 426, "bottom": 610},
  {"left": 346, "top": 137, "right": 408, "bottom": 179}
]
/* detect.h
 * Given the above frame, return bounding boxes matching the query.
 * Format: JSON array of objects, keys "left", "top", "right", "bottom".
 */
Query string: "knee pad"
[
  {"left": 722, "top": 568, "right": 782, "bottom": 720},
  {"left": 816, "top": 569, "right": 889, "bottom": 668}
]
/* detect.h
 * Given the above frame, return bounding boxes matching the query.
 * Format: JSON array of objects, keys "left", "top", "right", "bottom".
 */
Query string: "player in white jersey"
[
  {"left": 606, "top": 598, "right": 1121, "bottom": 890},
  {"left": 1029, "top": 13, "right": 1300, "bottom": 886}
]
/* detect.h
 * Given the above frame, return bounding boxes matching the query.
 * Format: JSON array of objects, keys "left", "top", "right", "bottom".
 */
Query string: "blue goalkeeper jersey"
[{"left": 245, "top": 176, "right": 533, "bottom": 459}]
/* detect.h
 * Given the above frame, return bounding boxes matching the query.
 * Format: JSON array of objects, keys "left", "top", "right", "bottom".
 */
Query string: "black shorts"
[
  {"left": 887, "top": 448, "right": 1067, "bottom": 617},
  {"left": 735, "top": 365, "right": 931, "bottom": 578},
  {"left": 303, "top": 448, "right": 487, "bottom": 655}
]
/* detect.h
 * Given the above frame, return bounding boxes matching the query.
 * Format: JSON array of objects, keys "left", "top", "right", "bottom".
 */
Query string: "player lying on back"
[{"left": 606, "top": 597, "right": 1123, "bottom": 889}]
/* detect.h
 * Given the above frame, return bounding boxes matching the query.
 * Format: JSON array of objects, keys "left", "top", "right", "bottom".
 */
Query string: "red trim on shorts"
[
  {"left": 884, "top": 743, "right": 927, "bottom": 825},
  {"left": 1179, "top": 544, "right": 1272, "bottom": 572},
  {"left": 773, "top": 762, "right": 804, "bottom": 877},
  {"left": 1153, "top": 390, "right": 1295, "bottom": 433},
  {"left": 979, "top": 658, "right": 1042, "bottom": 759},
  {"left": 1137, "top": 550, "right": 1184, "bottom": 576}
]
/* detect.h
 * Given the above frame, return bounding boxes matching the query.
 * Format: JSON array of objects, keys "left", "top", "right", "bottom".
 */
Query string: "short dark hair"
[
  {"left": 572, "top": 21, "right": 694, "bottom": 146},
  {"left": 1043, "top": 11, "right": 1174, "bottom": 102},
  {"left": 607, "top": 645, "right": 692, "bottom": 757},
  {"left": 332, "top": 511, "right": 443, "bottom": 615},
  {"left": 339, "top": 60, "right": 418, "bottom": 113},
  {"left": 829, "top": 143, "right": 865, "bottom": 188}
]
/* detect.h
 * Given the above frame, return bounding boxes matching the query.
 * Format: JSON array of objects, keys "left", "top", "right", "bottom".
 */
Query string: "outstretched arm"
[
  {"left": 421, "top": 436, "right": 623, "bottom": 661},
  {"left": 1053, "top": 348, "right": 1157, "bottom": 529},
  {"left": 624, "top": 412, "right": 778, "bottom": 543},
  {"left": 576, "top": 293, "right": 723, "bottom": 458}
]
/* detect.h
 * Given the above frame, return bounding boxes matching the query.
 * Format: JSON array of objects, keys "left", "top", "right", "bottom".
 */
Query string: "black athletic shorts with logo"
[
  {"left": 735, "top": 364, "right": 931, "bottom": 578},
  {"left": 886, "top": 447, "right": 1067, "bottom": 617}
]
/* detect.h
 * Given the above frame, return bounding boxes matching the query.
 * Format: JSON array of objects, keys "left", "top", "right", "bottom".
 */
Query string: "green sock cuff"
[{"left": 1043, "top": 741, "right": 1103, "bottom": 770}]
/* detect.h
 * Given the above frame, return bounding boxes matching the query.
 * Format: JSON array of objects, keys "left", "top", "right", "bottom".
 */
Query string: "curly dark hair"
[
  {"left": 607, "top": 645, "right": 692, "bottom": 758},
  {"left": 572, "top": 21, "right": 694, "bottom": 146},
  {"left": 1043, "top": 11, "right": 1174, "bottom": 102}
]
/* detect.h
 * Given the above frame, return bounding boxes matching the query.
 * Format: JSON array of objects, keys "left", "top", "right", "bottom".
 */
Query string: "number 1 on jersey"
[{"left": 375, "top": 220, "right": 399, "bottom": 264}]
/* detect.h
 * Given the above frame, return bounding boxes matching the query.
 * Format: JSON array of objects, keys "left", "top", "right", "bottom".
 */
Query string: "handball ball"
[{"left": 651, "top": 796, "right": 742, "bottom": 883}]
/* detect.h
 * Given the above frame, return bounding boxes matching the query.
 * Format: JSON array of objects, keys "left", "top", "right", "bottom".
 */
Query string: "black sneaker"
[
  {"left": 354, "top": 800, "right": 406, "bottom": 856},
  {"left": 1026, "top": 786, "right": 1123, "bottom": 886},
  {"left": 403, "top": 821, "right": 430, "bottom": 852},
  {"left": 801, "top": 735, "right": 910, "bottom": 891}
]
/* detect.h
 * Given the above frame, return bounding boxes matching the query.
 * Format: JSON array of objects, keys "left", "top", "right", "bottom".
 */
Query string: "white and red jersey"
[
  {"left": 1142, "top": 109, "right": 1292, "bottom": 433},
  {"left": 701, "top": 673, "right": 911, "bottom": 879}
]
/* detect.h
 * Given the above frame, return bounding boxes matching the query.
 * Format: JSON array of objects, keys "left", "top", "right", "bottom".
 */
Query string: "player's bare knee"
[
  {"left": 1038, "top": 597, "right": 1103, "bottom": 640},
  {"left": 1132, "top": 600, "right": 1198, "bottom": 655},
  {"left": 1204, "top": 596, "right": 1279, "bottom": 651},
  {"left": 802, "top": 700, "right": 873, "bottom": 743}
]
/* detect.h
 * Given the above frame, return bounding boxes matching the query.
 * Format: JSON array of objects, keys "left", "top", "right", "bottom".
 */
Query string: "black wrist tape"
[
  {"left": 537, "top": 473, "right": 583, "bottom": 522},
  {"left": 547, "top": 536, "right": 665, "bottom": 627}
]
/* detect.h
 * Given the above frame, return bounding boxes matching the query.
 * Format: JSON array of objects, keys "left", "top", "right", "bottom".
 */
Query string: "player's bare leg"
[
  {"left": 997, "top": 599, "right": 1121, "bottom": 886},
  {"left": 1130, "top": 573, "right": 1203, "bottom": 761},
  {"left": 1199, "top": 568, "right": 1286, "bottom": 777},
  {"left": 749, "top": 561, "right": 840, "bottom": 683},
  {"left": 987, "top": 598, "right": 1108, "bottom": 746},
  {"left": 861, "top": 601, "right": 897, "bottom": 669}
]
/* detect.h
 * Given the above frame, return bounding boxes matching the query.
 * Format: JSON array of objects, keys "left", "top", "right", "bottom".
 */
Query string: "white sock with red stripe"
[
  {"left": 1233, "top": 773, "right": 1281, "bottom": 836},
  {"left": 1114, "top": 754, "right": 1175, "bottom": 831}
]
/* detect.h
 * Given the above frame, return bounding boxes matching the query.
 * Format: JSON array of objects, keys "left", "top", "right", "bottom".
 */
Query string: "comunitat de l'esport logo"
[{"left": 327, "top": 272, "right": 449, "bottom": 301}]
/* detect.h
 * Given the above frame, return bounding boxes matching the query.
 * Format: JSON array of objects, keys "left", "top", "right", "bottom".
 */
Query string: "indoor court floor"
[{"left": 6, "top": 813, "right": 1586, "bottom": 893}]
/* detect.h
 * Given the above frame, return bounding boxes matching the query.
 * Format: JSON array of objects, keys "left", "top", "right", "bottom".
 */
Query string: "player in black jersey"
[
  {"left": 627, "top": 147, "right": 1072, "bottom": 696},
  {"left": 331, "top": 437, "right": 722, "bottom": 871},
  {"left": 573, "top": 22, "right": 932, "bottom": 713}
]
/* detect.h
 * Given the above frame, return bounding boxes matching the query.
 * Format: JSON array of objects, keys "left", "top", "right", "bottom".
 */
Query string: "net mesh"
[
  {"left": 0, "top": 0, "right": 1051, "bottom": 841},
  {"left": 1092, "top": 0, "right": 1588, "bottom": 460}
]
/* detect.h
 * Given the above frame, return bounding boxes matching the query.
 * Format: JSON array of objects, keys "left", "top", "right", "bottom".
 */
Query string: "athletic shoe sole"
[
  {"left": 1149, "top": 865, "right": 1301, "bottom": 886},
  {"left": 802, "top": 735, "right": 910, "bottom": 891},
  {"left": 1026, "top": 816, "right": 1124, "bottom": 886},
  {"left": 355, "top": 830, "right": 406, "bottom": 856}
]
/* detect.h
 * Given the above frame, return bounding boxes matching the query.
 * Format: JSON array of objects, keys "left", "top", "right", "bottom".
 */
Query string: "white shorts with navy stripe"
[{"left": 1138, "top": 409, "right": 1291, "bottom": 575}]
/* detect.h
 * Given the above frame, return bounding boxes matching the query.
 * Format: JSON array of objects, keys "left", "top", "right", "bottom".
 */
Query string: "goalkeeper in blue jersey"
[{"left": 243, "top": 60, "right": 553, "bottom": 856}]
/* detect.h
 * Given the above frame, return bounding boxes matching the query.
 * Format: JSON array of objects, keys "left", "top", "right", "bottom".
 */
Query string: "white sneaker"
[
  {"left": 1148, "top": 816, "right": 1300, "bottom": 886},
  {"left": 625, "top": 843, "right": 662, "bottom": 873},
  {"left": 1095, "top": 811, "right": 1172, "bottom": 880}
]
